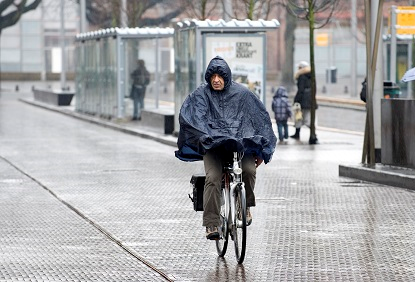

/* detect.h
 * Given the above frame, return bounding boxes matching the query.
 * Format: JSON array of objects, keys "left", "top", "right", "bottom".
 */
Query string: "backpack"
[{"left": 360, "top": 79, "right": 367, "bottom": 102}]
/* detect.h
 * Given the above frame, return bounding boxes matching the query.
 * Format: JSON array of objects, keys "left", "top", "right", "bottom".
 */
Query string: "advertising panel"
[{"left": 203, "top": 34, "right": 265, "bottom": 102}]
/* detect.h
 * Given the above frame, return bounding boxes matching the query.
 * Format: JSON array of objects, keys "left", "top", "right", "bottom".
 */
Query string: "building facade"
[{"left": 0, "top": 0, "right": 79, "bottom": 79}]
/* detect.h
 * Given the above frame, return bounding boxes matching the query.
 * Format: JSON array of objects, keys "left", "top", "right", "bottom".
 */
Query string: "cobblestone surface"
[{"left": 1, "top": 89, "right": 415, "bottom": 281}]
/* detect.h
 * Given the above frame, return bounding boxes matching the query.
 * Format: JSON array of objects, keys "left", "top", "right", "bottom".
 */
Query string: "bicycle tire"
[
  {"left": 216, "top": 181, "right": 229, "bottom": 256},
  {"left": 233, "top": 184, "right": 246, "bottom": 264}
]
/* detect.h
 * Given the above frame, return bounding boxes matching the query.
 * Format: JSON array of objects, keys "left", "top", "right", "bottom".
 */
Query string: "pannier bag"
[{"left": 189, "top": 174, "right": 205, "bottom": 211}]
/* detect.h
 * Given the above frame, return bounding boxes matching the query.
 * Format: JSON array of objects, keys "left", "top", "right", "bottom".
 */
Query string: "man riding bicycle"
[{"left": 175, "top": 56, "right": 277, "bottom": 240}]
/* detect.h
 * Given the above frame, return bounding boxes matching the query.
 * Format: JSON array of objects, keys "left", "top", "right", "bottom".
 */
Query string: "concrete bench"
[
  {"left": 141, "top": 108, "right": 174, "bottom": 135},
  {"left": 33, "top": 88, "right": 75, "bottom": 106}
]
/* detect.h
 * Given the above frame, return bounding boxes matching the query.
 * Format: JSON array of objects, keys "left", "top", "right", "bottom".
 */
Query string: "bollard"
[
  {"left": 322, "top": 86, "right": 327, "bottom": 94},
  {"left": 15, "top": 85, "right": 19, "bottom": 92},
  {"left": 344, "top": 86, "right": 348, "bottom": 93}
]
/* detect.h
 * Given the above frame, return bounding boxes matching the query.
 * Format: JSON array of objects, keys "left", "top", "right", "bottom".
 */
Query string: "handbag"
[{"left": 293, "top": 102, "right": 303, "bottom": 122}]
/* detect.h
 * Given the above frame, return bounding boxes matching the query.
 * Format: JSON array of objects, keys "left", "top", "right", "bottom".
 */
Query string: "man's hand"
[{"left": 255, "top": 156, "right": 263, "bottom": 168}]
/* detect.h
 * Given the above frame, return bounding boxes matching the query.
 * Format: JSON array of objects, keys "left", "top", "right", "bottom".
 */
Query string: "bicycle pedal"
[{"left": 229, "top": 229, "right": 235, "bottom": 240}]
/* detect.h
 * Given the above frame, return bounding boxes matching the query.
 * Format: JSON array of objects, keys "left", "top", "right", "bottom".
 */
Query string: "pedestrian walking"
[
  {"left": 271, "top": 86, "right": 292, "bottom": 144},
  {"left": 130, "top": 59, "right": 150, "bottom": 120},
  {"left": 290, "top": 61, "right": 319, "bottom": 144}
]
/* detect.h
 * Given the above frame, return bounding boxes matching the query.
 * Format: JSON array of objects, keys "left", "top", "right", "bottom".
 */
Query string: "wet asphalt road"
[{"left": 1, "top": 88, "right": 415, "bottom": 281}]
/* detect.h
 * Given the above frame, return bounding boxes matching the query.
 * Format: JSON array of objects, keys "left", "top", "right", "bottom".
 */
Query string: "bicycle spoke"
[
  {"left": 233, "top": 186, "right": 246, "bottom": 264},
  {"left": 216, "top": 187, "right": 229, "bottom": 256}
]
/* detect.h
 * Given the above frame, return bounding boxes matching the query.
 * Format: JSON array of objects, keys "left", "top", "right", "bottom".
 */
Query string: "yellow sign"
[
  {"left": 396, "top": 6, "right": 415, "bottom": 35},
  {"left": 316, "top": 33, "right": 329, "bottom": 46}
]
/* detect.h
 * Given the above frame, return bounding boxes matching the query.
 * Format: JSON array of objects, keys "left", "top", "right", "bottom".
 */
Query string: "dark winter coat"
[
  {"left": 293, "top": 66, "right": 312, "bottom": 109},
  {"left": 175, "top": 56, "right": 277, "bottom": 163},
  {"left": 131, "top": 66, "right": 150, "bottom": 87},
  {"left": 272, "top": 87, "right": 292, "bottom": 122}
]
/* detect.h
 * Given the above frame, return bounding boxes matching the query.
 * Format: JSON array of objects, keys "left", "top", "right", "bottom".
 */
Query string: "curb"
[
  {"left": 19, "top": 98, "right": 178, "bottom": 148},
  {"left": 316, "top": 96, "right": 366, "bottom": 111},
  {"left": 339, "top": 164, "right": 415, "bottom": 191}
]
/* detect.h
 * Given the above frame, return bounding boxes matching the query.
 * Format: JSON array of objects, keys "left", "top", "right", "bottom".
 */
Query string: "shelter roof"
[
  {"left": 175, "top": 19, "right": 280, "bottom": 32},
  {"left": 76, "top": 27, "right": 174, "bottom": 41},
  {"left": 383, "top": 34, "right": 415, "bottom": 41}
]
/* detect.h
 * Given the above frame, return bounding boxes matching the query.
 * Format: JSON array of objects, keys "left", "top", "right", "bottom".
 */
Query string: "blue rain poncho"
[{"left": 175, "top": 56, "right": 276, "bottom": 163}]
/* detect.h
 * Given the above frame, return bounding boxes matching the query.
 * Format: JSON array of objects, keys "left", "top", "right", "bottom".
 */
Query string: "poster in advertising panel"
[{"left": 204, "top": 34, "right": 265, "bottom": 102}]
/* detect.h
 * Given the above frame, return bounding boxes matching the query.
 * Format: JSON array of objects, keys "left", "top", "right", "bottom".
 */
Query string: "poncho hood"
[
  {"left": 175, "top": 56, "right": 277, "bottom": 163},
  {"left": 204, "top": 56, "right": 232, "bottom": 91}
]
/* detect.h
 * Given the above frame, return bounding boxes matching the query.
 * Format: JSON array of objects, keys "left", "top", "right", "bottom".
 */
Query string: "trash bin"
[
  {"left": 383, "top": 81, "right": 401, "bottom": 99},
  {"left": 326, "top": 67, "right": 337, "bottom": 83}
]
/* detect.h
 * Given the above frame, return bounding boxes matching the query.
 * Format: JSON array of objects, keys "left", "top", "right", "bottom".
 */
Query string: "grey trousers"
[{"left": 202, "top": 151, "right": 256, "bottom": 227}]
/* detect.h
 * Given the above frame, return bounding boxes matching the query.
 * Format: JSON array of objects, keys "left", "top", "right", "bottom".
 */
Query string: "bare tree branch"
[
  {"left": 80, "top": 0, "right": 184, "bottom": 28},
  {"left": 0, "top": 0, "right": 42, "bottom": 33},
  {"left": 179, "top": 0, "right": 220, "bottom": 20}
]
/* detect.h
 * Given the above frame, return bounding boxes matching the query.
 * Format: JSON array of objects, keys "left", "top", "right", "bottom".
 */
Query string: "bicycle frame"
[
  {"left": 229, "top": 154, "right": 245, "bottom": 230},
  {"left": 223, "top": 152, "right": 243, "bottom": 224},
  {"left": 216, "top": 151, "right": 247, "bottom": 263}
]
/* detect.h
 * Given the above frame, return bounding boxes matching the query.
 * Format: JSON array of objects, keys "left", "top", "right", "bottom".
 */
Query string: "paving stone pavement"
[{"left": 1, "top": 86, "right": 415, "bottom": 281}]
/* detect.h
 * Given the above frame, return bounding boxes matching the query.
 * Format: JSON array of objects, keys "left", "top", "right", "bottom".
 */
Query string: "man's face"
[{"left": 210, "top": 73, "right": 225, "bottom": 91}]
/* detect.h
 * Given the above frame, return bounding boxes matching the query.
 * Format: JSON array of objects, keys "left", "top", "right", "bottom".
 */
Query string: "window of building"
[
  {"left": 0, "top": 50, "right": 20, "bottom": 63},
  {"left": 22, "top": 21, "right": 41, "bottom": 35},
  {"left": 22, "top": 36, "right": 42, "bottom": 49}
]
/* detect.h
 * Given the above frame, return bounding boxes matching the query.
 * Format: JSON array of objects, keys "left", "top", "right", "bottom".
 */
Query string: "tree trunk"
[
  {"left": 308, "top": 0, "right": 317, "bottom": 141},
  {"left": 281, "top": 11, "right": 297, "bottom": 92}
]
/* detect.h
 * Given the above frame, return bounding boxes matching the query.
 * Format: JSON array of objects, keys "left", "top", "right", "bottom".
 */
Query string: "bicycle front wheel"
[
  {"left": 233, "top": 184, "right": 246, "bottom": 264},
  {"left": 216, "top": 186, "right": 229, "bottom": 256}
]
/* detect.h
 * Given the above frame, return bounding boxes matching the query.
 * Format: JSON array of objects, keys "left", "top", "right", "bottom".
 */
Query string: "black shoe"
[
  {"left": 290, "top": 128, "right": 300, "bottom": 139},
  {"left": 206, "top": 226, "right": 219, "bottom": 240},
  {"left": 246, "top": 208, "right": 252, "bottom": 226},
  {"left": 309, "top": 138, "right": 319, "bottom": 145}
]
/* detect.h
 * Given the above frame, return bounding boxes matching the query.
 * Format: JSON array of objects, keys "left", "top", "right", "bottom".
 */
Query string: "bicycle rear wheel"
[
  {"left": 216, "top": 186, "right": 229, "bottom": 256},
  {"left": 233, "top": 184, "right": 246, "bottom": 264}
]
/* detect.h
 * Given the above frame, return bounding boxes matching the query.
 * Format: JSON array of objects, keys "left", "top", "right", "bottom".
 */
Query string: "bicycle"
[{"left": 215, "top": 151, "right": 247, "bottom": 264}]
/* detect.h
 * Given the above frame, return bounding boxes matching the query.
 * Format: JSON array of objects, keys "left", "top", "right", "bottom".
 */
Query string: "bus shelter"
[
  {"left": 386, "top": 6, "right": 415, "bottom": 98},
  {"left": 174, "top": 19, "right": 280, "bottom": 133},
  {"left": 75, "top": 27, "right": 174, "bottom": 119},
  {"left": 384, "top": 34, "right": 414, "bottom": 98}
]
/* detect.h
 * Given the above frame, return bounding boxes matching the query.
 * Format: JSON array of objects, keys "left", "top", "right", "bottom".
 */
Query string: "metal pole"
[
  {"left": 351, "top": 0, "right": 357, "bottom": 97},
  {"left": 408, "top": 41, "right": 413, "bottom": 98},
  {"left": 328, "top": 31, "right": 331, "bottom": 84},
  {"left": 362, "top": 0, "right": 374, "bottom": 164},
  {"left": 372, "top": 0, "right": 384, "bottom": 161},
  {"left": 60, "top": 0, "right": 66, "bottom": 90},
  {"left": 117, "top": 36, "right": 124, "bottom": 119},
  {"left": 391, "top": 6, "right": 397, "bottom": 83},
  {"left": 196, "top": 30, "right": 202, "bottom": 89},
  {"left": 80, "top": 0, "right": 87, "bottom": 33},
  {"left": 155, "top": 38, "right": 160, "bottom": 109},
  {"left": 40, "top": 1, "right": 46, "bottom": 81}
]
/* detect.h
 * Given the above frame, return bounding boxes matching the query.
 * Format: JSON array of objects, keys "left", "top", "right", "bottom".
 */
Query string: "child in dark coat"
[{"left": 272, "top": 86, "right": 292, "bottom": 143}]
